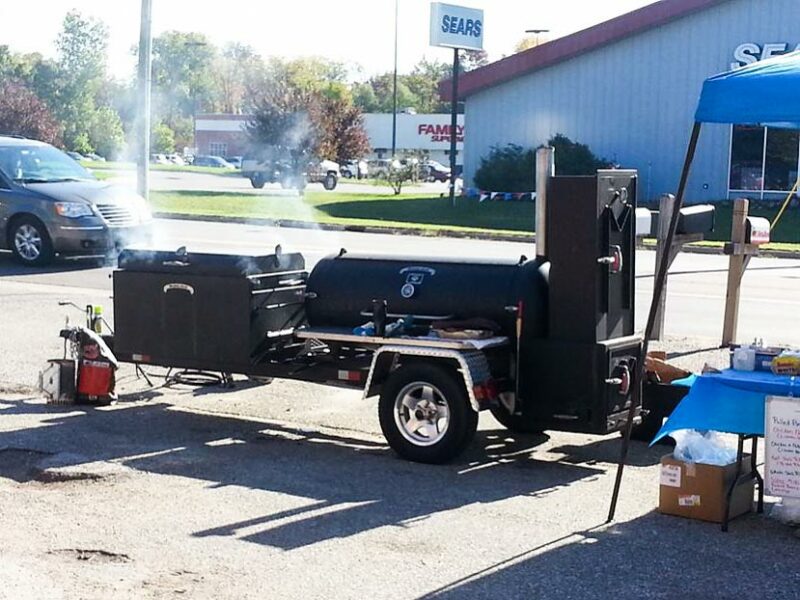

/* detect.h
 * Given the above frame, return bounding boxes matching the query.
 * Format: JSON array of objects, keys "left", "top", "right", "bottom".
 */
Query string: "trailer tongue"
[{"left": 104, "top": 170, "right": 644, "bottom": 463}]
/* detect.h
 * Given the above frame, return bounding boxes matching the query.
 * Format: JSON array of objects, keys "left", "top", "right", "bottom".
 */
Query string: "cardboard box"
[{"left": 659, "top": 454, "right": 754, "bottom": 523}]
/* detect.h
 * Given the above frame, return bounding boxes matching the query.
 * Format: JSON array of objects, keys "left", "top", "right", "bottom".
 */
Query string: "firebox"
[{"left": 113, "top": 248, "right": 307, "bottom": 372}]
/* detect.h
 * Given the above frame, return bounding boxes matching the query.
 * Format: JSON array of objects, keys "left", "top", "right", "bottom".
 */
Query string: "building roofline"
[{"left": 441, "top": 0, "right": 731, "bottom": 100}]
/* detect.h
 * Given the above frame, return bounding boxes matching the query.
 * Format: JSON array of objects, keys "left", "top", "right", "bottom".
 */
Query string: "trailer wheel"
[
  {"left": 250, "top": 174, "right": 265, "bottom": 189},
  {"left": 378, "top": 363, "right": 477, "bottom": 464},
  {"left": 489, "top": 405, "right": 543, "bottom": 434},
  {"left": 323, "top": 173, "right": 337, "bottom": 190}
]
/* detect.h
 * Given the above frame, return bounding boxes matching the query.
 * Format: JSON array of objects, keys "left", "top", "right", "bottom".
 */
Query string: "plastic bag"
[
  {"left": 670, "top": 429, "right": 737, "bottom": 466},
  {"left": 771, "top": 498, "right": 800, "bottom": 526}
]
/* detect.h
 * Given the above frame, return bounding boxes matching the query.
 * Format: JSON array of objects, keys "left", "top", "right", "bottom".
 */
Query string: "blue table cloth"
[{"left": 651, "top": 369, "right": 800, "bottom": 444}]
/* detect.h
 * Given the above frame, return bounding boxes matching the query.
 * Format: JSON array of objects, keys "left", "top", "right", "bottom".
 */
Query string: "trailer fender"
[{"left": 363, "top": 346, "right": 495, "bottom": 412}]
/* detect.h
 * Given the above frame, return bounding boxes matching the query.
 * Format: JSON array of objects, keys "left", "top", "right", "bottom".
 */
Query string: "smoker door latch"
[
  {"left": 597, "top": 245, "right": 623, "bottom": 274},
  {"left": 605, "top": 364, "right": 632, "bottom": 396}
]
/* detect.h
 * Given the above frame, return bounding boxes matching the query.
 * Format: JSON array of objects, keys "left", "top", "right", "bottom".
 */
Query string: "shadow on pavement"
[
  {"left": 422, "top": 509, "right": 798, "bottom": 600},
  {"left": 0, "top": 397, "right": 603, "bottom": 551},
  {"left": 0, "top": 252, "right": 108, "bottom": 276}
]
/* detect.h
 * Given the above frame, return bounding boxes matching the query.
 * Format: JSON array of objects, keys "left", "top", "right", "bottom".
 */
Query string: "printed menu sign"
[{"left": 765, "top": 395, "right": 800, "bottom": 498}]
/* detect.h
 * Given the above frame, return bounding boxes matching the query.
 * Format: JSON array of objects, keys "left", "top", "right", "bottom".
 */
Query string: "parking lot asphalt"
[{"left": 1, "top": 220, "right": 799, "bottom": 599}]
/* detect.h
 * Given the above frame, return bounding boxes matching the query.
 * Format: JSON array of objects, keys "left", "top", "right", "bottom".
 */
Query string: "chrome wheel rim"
[
  {"left": 14, "top": 224, "right": 42, "bottom": 261},
  {"left": 394, "top": 382, "right": 450, "bottom": 447}
]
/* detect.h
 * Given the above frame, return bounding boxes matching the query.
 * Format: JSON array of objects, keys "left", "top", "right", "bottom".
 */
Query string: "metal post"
[
  {"left": 449, "top": 48, "right": 460, "bottom": 208},
  {"left": 391, "top": 0, "right": 399, "bottom": 158},
  {"left": 607, "top": 122, "right": 703, "bottom": 523},
  {"left": 652, "top": 193, "right": 676, "bottom": 340},
  {"left": 722, "top": 198, "right": 749, "bottom": 346},
  {"left": 136, "top": 0, "right": 153, "bottom": 201},
  {"left": 535, "top": 147, "right": 554, "bottom": 257}
]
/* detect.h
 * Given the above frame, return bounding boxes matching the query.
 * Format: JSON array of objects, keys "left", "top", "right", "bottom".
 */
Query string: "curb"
[
  {"left": 153, "top": 212, "right": 800, "bottom": 259},
  {"left": 153, "top": 212, "right": 534, "bottom": 243}
]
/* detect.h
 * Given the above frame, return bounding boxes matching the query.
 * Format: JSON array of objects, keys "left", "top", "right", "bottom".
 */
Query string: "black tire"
[
  {"left": 250, "top": 174, "right": 265, "bottom": 189},
  {"left": 378, "top": 363, "right": 478, "bottom": 464},
  {"left": 9, "top": 215, "right": 54, "bottom": 266},
  {"left": 323, "top": 173, "right": 337, "bottom": 191},
  {"left": 489, "top": 404, "right": 544, "bottom": 434}
]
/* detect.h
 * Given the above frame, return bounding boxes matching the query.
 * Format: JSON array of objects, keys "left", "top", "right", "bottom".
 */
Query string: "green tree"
[
  {"left": 151, "top": 123, "right": 176, "bottom": 154},
  {"left": 52, "top": 11, "right": 111, "bottom": 151},
  {"left": 247, "top": 83, "right": 315, "bottom": 152},
  {"left": 88, "top": 107, "right": 125, "bottom": 159},
  {"left": 171, "top": 118, "right": 194, "bottom": 154},
  {"left": 356, "top": 74, "right": 419, "bottom": 113},
  {"left": 461, "top": 49, "right": 489, "bottom": 72},
  {"left": 72, "top": 132, "right": 93, "bottom": 155},
  {"left": 405, "top": 58, "right": 451, "bottom": 112},
  {"left": 247, "top": 83, "right": 370, "bottom": 162},
  {"left": 214, "top": 43, "right": 265, "bottom": 114},
  {"left": 151, "top": 32, "right": 218, "bottom": 126},
  {"left": 351, "top": 82, "right": 380, "bottom": 113},
  {"left": 56, "top": 11, "right": 108, "bottom": 86}
]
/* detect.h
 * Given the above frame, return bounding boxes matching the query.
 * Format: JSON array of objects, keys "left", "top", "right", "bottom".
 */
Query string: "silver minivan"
[{"left": 0, "top": 136, "right": 152, "bottom": 266}]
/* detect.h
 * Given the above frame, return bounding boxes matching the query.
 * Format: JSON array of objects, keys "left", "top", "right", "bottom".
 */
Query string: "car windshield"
[{"left": 0, "top": 145, "right": 95, "bottom": 183}]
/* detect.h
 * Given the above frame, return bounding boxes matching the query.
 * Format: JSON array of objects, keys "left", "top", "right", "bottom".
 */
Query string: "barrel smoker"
[{"left": 110, "top": 170, "right": 642, "bottom": 463}]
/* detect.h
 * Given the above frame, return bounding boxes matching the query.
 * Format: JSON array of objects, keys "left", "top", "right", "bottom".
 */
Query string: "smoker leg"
[
  {"left": 135, "top": 363, "right": 154, "bottom": 387},
  {"left": 222, "top": 372, "right": 235, "bottom": 388},
  {"left": 751, "top": 436, "right": 764, "bottom": 514}
]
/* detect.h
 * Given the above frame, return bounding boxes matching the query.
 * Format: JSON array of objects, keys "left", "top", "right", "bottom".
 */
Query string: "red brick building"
[{"left": 194, "top": 114, "right": 250, "bottom": 158}]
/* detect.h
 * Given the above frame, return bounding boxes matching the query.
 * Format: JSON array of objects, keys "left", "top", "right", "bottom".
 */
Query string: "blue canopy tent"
[
  {"left": 695, "top": 50, "right": 800, "bottom": 128},
  {"left": 607, "top": 50, "right": 800, "bottom": 522}
]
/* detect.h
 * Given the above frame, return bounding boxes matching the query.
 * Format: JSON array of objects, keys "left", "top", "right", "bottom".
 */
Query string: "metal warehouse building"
[{"left": 452, "top": 0, "right": 800, "bottom": 202}]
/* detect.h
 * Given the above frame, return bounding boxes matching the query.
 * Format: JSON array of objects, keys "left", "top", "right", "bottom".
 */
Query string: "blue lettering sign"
[
  {"left": 441, "top": 15, "right": 450, "bottom": 33},
  {"left": 473, "top": 20, "right": 482, "bottom": 37}
]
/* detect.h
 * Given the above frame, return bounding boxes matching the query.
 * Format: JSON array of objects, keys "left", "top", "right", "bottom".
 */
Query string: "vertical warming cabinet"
[{"left": 522, "top": 170, "right": 642, "bottom": 434}]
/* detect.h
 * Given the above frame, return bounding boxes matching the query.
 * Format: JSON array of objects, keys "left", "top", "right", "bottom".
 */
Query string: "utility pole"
[
  {"left": 391, "top": 0, "right": 399, "bottom": 158},
  {"left": 137, "top": 0, "right": 153, "bottom": 201},
  {"left": 448, "top": 48, "right": 459, "bottom": 208}
]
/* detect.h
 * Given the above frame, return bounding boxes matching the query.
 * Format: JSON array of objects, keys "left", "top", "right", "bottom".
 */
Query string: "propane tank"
[{"left": 75, "top": 328, "right": 117, "bottom": 404}]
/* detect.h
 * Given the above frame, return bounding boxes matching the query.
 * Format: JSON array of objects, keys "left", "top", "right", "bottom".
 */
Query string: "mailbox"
[
  {"left": 745, "top": 216, "right": 770, "bottom": 245},
  {"left": 677, "top": 205, "right": 715, "bottom": 235},
  {"left": 635, "top": 208, "right": 654, "bottom": 237}
]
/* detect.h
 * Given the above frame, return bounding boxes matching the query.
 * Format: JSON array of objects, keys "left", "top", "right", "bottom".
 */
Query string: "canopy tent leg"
[{"left": 606, "top": 121, "right": 703, "bottom": 523}]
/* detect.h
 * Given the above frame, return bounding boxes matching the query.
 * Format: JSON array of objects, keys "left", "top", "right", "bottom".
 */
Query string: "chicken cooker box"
[{"left": 659, "top": 454, "right": 754, "bottom": 524}]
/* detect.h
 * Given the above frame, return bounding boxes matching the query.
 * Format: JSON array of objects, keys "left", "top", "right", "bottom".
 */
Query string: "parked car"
[
  {"left": 193, "top": 155, "right": 236, "bottom": 169},
  {"left": 85, "top": 153, "right": 106, "bottom": 162},
  {"left": 242, "top": 150, "right": 339, "bottom": 191},
  {"left": 66, "top": 151, "right": 87, "bottom": 162},
  {"left": 0, "top": 136, "right": 152, "bottom": 266},
  {"left": 225, "top": 156, "right": 243, "bottom": 169},
  {"left": 367, "top": 158, "right": 398, "bottom": 180},
  {"left": 166, "top": 154, "right": 186, "bottom": 166},
  {"left": 151, "top": 153, "right": 171, "bottom": 165},
  {"left": 421, "top": 160, "right": 451, "bottom": 183},
  {"left": 341, "top": 159, "right": 368, "bottom": 179}
]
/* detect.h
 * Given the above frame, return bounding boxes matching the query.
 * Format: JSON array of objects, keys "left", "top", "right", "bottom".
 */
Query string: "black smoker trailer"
[{"left": 112, "top": 170, "right": 643, "bottom": 463}]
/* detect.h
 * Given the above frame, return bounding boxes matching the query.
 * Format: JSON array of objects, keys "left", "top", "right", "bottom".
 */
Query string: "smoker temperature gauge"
[{"left": 401, "top": 283, "right": 416, "bottom": 299}]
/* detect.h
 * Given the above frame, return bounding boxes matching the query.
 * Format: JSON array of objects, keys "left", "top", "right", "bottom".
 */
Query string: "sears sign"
[{"left": 430, "top": 3, "right": 484, "bottom": 51}]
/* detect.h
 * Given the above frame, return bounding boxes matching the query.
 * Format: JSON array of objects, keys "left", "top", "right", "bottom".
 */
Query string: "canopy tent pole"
[{"left": 607, "top": 121, "right": 703, "bottom": 523}]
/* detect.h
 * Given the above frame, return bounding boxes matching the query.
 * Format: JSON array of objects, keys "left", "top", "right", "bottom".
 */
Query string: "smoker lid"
[
  {"left": 117, "top": 247, "right": 304, "bottom": 276},
  {"left": 326, "top": 252, "right": 528, "bottom": 267}
]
